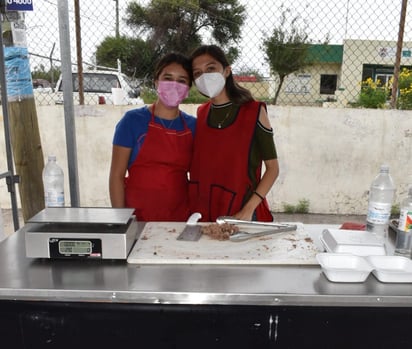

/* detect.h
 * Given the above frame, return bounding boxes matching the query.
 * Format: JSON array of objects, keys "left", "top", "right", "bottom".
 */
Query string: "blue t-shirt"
[{"left": 113, "top": 105, "right": 196, "bottom": 168}]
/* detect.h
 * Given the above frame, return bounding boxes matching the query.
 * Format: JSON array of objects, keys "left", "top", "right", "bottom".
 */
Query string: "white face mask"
[{"left": 194, "top": 72, "right": 226, "bottom": 98}]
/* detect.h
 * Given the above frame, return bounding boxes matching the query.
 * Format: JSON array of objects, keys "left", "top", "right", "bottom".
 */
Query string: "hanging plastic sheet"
[{"left": 4, "top": 46, "right": 33, "bottom": 101}]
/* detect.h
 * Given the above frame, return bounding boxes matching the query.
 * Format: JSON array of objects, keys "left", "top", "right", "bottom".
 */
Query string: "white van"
[{"left": 54, "top": 70, "right": 143, "bottom": 105}]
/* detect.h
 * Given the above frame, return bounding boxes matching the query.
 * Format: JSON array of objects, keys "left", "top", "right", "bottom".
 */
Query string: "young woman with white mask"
[
  {"left": 109, "top": 53, "right": 196, "bottom": 221},
  {"left": 189, "top": 45, "right": 279, "bottom": 222}
]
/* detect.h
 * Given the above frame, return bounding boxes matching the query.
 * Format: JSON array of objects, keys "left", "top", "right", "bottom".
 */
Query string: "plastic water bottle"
[
  {"left": 366, "top": 164, "right": 396, "bottom": 240},
  {"left": 42, "top": 155, "right": 65, "bottom": 207}
]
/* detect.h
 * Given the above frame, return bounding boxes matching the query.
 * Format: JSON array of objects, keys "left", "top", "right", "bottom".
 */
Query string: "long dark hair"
[
  {"left": 154, "top": 52, "right": 193, "bottom": 86},
  {"left": 190, "top": 45, "right": 254, "bottom": 105}
]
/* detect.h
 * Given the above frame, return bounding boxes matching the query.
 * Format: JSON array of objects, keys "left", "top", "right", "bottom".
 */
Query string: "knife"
[
  {"left": 176, "top": 212, "right": 202, "bottom": 241},
  {"left": 229, "top": 225, "right": 297, "bottom": 242}
]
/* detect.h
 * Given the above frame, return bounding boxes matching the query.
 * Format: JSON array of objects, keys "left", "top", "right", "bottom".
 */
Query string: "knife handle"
[{"left": 187, "top": 212, "right": 202, "bottom": 225}]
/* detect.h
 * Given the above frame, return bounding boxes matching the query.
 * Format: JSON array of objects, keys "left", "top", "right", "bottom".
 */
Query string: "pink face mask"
[{"left": 157, "top": 80, "right": 190, "bottom": 108}]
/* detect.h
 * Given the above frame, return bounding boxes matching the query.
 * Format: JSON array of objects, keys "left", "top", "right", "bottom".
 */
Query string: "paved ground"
[{"left": 0, "top": 208, "right": 367, "bottom": 238}]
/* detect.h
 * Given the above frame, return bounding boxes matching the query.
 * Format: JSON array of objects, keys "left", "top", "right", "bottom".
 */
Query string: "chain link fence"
[{"left": 25, "top": 0, "right": 412, "bottom": 108}]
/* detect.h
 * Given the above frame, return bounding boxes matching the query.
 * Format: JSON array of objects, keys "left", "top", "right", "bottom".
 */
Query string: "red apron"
[
  {"left": 189, "top": 101, "right": 273, "bottom": 222},
  {"left": 125, "top": 105, "right": 193, "bottom": 221}
]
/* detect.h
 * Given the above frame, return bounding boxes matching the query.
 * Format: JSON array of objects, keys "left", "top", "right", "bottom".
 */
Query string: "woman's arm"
[
  {"left": 109, "top": 145, "right": 132, "bottom": 208},
  {"left": 233, "top": 105, "right": 279, "bottom": 220},
  {"left": 234, "top": 158, "right": 279, "bottom": 220}
]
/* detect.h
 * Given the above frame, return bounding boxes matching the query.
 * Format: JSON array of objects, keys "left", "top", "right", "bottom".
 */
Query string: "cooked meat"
[{"left": 201, "top": 223, "right": 239, "bottom": 241}]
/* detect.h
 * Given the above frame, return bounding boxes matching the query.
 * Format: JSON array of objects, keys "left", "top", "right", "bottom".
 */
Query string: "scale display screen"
[
  {"left": 49, "top": 238, "right": 102, "bottom": 258},
  {"left": 58, "top": 240, "right": 92, "bottom": 255}
]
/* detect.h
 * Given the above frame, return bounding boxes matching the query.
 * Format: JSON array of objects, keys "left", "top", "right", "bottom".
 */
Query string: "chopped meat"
[{"left": 201, "top": 223, "right": 239, "bottom": 241}]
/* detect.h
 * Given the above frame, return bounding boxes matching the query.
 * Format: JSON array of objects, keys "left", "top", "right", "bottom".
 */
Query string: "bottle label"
[
  {"left": 366, "top": 201, "right": 392, "bottom": 224},
  {"left": 45, "top": 191, "right": 65, "bottom": 207},
  {"left": 399, "top": 209, "right": 412, "bottom": 232}
]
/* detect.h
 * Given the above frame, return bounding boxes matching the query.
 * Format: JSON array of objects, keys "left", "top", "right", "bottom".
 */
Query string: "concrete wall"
[{"left": 1, "top": 104, "right": 412, "bottom": 215}]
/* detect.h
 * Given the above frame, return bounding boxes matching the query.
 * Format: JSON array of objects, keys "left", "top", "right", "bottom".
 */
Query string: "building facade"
[{"left": 263, "top": 40, "right": 412, "bottom": 107}]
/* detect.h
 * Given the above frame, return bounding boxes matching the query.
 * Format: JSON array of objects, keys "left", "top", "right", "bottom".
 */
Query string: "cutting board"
[{"left": 127, "top": 222, "right": 320, "bottom": 265}]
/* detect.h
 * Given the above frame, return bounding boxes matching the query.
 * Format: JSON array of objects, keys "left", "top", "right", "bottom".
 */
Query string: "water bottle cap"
[{"left": 380, "top": 164, "right": 389, "bottom": 172}]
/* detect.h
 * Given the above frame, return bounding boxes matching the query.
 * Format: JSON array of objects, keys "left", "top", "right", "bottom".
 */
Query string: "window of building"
[
  {"left": 375, "top": 73, "right": 393, "bottom": 88},
  {"left": 320, "top": 74, "right": 337, "bottom": 94},
  {"left": 362, "top": 64, "right": 412, "bottom": 87}
]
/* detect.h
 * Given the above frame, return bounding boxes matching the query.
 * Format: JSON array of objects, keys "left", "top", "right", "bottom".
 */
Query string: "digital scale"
[{"left": 25, "top": 207, "right": 138, "bottom": 260}]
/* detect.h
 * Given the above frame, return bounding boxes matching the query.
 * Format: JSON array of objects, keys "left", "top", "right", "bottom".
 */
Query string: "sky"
[{"left": 22, "top": 0, "right": 412, "bottom": 76}]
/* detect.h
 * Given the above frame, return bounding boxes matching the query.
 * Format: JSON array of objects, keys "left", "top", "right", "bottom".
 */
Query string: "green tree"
[
  {"left": 95, "top": 36, "right": 156, "bottom": 79},
  {"left": 262, "top": 7, "right": 311, "bottom": 104},
  {"left": 125, "top": 0, "right": 246, "bottom": 57}
]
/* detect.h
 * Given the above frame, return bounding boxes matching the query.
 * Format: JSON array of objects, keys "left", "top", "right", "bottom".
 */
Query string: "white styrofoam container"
[
  {"left": 320, "top": 229, "right": 386, "bottom": 256},
  {"left": 316, "top": 253, "right": 373, "bottom": 283},
  {"left": 367, "top": 255, "right": 412, "bottom": 283}
]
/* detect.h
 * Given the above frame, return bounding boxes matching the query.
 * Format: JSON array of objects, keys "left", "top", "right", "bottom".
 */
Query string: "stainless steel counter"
[{"left": 1, "top": 223, "right": 411, "bottom": 307}]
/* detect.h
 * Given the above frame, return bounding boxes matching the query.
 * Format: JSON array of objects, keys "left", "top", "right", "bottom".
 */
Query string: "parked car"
[
  {"left": 33, "top": 78, "right": 52, "bottom": 89},
  {"left": 32, "top": 79, "right": 53, "bottom": 93},
  {"left": 54, "top": 70, "right": 143, "bottom": 105}
]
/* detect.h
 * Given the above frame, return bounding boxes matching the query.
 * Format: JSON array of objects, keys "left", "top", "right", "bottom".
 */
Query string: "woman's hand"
[{"left": 232, "top": 208, "right": 254, "bottom": 221}]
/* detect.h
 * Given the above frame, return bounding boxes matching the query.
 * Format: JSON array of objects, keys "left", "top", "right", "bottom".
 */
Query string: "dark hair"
[
  {"left": 154, "top": 52, "right": 193, "bottom": 86},
  {"left": 190, "top": 45, "right": 254, "bottom": 105}
]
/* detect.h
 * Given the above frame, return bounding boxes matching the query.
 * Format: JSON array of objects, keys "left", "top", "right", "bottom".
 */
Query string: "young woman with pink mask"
[
  {"left": 189, "top": 45, "right": 279, "bottom": 222},
  {"left": 109, "top": 53, "right": 196, "bottom": 221}
]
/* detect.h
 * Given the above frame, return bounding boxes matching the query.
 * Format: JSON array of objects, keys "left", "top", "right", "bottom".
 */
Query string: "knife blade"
[{"left": 176, "top": 212, "right": 202, "bottom": 241}]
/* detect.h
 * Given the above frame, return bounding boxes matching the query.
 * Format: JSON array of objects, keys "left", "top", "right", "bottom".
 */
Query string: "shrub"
[
  {"left": 282, "top": 203, "right": 296, "bottom": 214},
  {"left": 391, "top": 203, "right": 400, "bottom": 217},
  {"left": 397, "top": 68, "right": 412, "bottom": 110},
  {"left": 282, "top": 199, "right": 310, "bottom": 214},
  {"left": 295, "top": 199, "right": 310, "bottom": 213},
  {"left": 357, "top": 77, "right": 388, "bottom": 109}
]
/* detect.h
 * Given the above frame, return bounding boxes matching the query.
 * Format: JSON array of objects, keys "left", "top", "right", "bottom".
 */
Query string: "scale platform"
[{"left": 25, "top": 207, "right": 138, "bottom": 260}]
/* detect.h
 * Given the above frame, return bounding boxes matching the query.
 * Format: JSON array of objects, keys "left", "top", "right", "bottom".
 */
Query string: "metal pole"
[
  {"left": 114, "top": 0, "right": 119, "bottom": 38},
  {"left": 344, "top": 0, "right": 350, "bottom": 39},
  {"left": 390, "top": 0, "right": 408, "bottom": 109},
  {"left": 57, "top": 0, "right": 80, "bottom": 207},
  {"left": 49, "top": 42, "right": 55, "bottom": 91},
  {"left": 74, "top": 0, "right": 84, "bottom": 105},
  {"left": 0, "top": 16, "right": 20, "bottom": 230}
]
